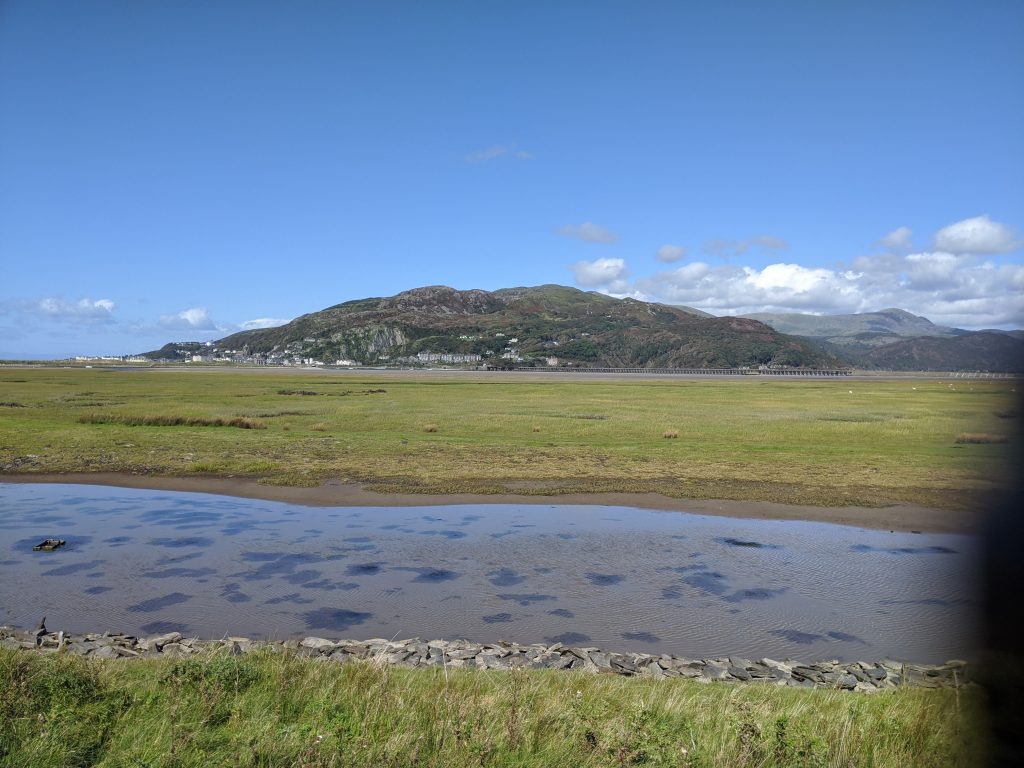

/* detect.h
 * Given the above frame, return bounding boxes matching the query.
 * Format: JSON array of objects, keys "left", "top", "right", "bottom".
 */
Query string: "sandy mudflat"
[{"left": 1, "top": 472, "right": 979, "bottom": 534}]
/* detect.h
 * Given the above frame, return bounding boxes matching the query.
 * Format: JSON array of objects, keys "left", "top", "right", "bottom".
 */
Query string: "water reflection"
[{"left": 0, "top": 482, "right": 980, "bottom": 663}]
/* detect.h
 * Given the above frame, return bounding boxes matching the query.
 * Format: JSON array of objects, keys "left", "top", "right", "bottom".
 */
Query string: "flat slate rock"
[{"left": 0, "top": 626, "right": 971, "bottom": 692}]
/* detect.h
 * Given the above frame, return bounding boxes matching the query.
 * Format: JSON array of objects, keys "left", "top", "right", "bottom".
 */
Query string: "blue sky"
[{"left": 2, "top": 1, "right": 1022, "bottom": 358}]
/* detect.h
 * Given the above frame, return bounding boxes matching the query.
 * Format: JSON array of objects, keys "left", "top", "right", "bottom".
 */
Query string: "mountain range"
[
  {"left": 741, "top": 309, "right": 1024, "bottom": 372},
  {"left": 143, "top": 285, "right": 1024, "bottom": 372}
]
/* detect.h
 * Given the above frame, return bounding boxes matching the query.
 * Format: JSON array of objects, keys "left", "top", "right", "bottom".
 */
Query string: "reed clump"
[
  {"left": 78, "top": 413, "right": 266, "bottom": 429},
  {"left": 423, "top": 423, "right": 438, "bottom": 433},
  {"left": 955, "top": 433, "right": 1009, "bottom": 444},
  {"left": 663, "top": 429, "right": 679, "bottom": 439}
]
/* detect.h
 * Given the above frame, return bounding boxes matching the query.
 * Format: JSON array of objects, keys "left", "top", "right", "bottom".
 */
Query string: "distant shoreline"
[{"left": 1, "top": 472, "right": 978, "bottom": 534}]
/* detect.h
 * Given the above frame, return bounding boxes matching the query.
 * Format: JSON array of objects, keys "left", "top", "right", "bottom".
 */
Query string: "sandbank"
[{"left": 1, "top": 472, "right": 979, "bottom": 535}]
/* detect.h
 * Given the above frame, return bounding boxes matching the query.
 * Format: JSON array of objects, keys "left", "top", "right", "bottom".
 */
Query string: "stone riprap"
[{"left": 0, "top": 625, "right": 969, "bottom": 692}]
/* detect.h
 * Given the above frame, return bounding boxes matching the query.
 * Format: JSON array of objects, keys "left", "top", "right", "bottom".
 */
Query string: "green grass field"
[
  {"left": 0, "top": 646, "right": 984, "bottom": 768},
  {"left": 0, "top": 368, "right": 1017, "bottom": 509}
]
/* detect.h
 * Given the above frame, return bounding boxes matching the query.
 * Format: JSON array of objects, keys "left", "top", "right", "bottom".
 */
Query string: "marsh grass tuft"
[
  {"left": 241, "top": 460, "right": 279, "bottom": 474},
  {"left": 423, "top": 423, "right": 438, "bottom": 433},
  {"left": 189, "top": 460, "right": 229, "bottom": 473},
  {"left": 817, "top": 413, "right": 887, "bottom": 422},
  {"left": 663, "top": 430, "right": 679, "bottom": 439},
  {"left": 245, "top": 410, "right": 314, "bottom": 418},
  {"left": 955, "top": 433, "right": 1009, "bottom": 444},
  {"left": 78, "top": 413, "right": 266, "bottom": 429},
  {"left": 311, "top": 422, "right": 327, "bottom": 432}
]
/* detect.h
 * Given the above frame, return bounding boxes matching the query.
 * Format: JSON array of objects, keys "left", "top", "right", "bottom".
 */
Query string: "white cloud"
[
  {"left": 569, "top": 257, "right": 629, "bottom": 291},
  {"left": 158, "top": 307, "right": 218, "bottom": 331},
  {"left": 239, "top": 317, "right": 290, "bottom": 330},
  {"left": 557, "top": 221, "right": 619, "bottom": 244},
  {"left": 934, "top": 215, "right": 1020, "bottom": 255},
  {"left": 628, "top": 251, "right": 1024, "bottom": 329},
  {"left": 636, "top": 262, "right": 863, "bottom": 315},
  {"left": 901, "top": 251, "right": 962, "bottom": 290},
  {"left": 703, "top": 234, "right": 788, "bottom": 259},
  {"left": 128, "top": 307, "right": 284, "bottom": 338},
  {"left": 0, "top": 296, "right": 116, "bottom": 327},
  {"left": 877, "top": 226, "right": 913, "bottom": 251},
  {"left": 34, "top": 297, "right": 117, "bottom": 324},
  {"left": 655, "top": 244, "right": 687, "bottom": 263},
  {"left": 466, "top": 144, "right": 534, "bottom": 163},
  {"left": 744, "top": 263, "right": 838, "bottom": 293}
]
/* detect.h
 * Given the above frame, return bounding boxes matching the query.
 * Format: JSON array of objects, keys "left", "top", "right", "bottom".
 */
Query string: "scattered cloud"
[
  {"left": 569, "top": 257, "right": 629, "bottom": 292},
  {"left": 702, "top": 234, "right": 788, "bottom": 259},
  {"left": 0, "top": 297, "right": 117, "bottom": 326},
  {"left": 877, "top": 226, "right": 913, "bottom": 251},
  {"left": 618, "top": 216, "right": 1023, "bottom": 327},
  {"left": 628, "top": 252, "right": 1024, "bottom": 328},
  {"left": 239, "top": 317, "right": 290, "bottom": 330},
  {"left": 37, "top": 297, "right": 116, "bottom": 324},
  {"left": 0, "top": 297, "right": 295, "bottom": 357},
  {"left": 557, "top": 221, "right": 619, "bottom": 244},
  {"left": 465, "top": 144, "right": 534, "bottom": 163},
  {"left": 655, "top": 244, "right": 687, "bottom": 263},
  {"left": 158, "top": 307, "right": 219, "bottom": 331},
  {"left": 751, "top": 235, "right": 788, "bottom": 250},
  {"left": 933, "top": 215, "right": 1021, "bottom": 255},
  {"left": 636, "top": 262, "right": 863, "bottom": 316}
]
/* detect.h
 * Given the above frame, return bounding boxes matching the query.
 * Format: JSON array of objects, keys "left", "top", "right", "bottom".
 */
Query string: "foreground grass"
[
  {"left": 0, "top": 647, "right": 984, "bottom": 767},
  {"left": 0, "top": 369, "right": 1018, "bottom": 508}
]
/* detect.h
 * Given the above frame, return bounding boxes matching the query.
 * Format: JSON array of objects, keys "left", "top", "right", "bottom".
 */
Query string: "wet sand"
[{"left": 2, "top": 472, "right": 978, "bottom": 534}]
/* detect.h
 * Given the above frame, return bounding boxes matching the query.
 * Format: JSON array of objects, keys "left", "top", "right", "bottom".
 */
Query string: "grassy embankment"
[
  {"left": 0, "top": 646, "right": 984, "bottom": 768},
  {"left": 0, "top": 368, "right": 1017, "bottom": 509}
]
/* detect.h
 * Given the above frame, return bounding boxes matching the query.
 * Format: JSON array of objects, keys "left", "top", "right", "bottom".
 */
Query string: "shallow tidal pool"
[{"left": 0, "top": 483, "right": 979, "bottom": 663}]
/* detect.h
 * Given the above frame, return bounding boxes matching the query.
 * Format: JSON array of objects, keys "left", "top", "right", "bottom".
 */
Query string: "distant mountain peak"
[
  {"left": 740, "top": 308, "right": 949, "bottom": 339},
  {"left": 874, "top": 308, "right": 937, "bottom": 324}
]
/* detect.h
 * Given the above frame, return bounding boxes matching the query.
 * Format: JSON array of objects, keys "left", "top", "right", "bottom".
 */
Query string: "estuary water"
[{"left": 0, "top": 483, "right": 978, "bottom": 663}]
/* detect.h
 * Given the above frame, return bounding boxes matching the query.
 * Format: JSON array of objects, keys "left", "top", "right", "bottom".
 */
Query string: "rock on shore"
[{"left": 0, "top": 625, "right": 969, "bottom": 692}]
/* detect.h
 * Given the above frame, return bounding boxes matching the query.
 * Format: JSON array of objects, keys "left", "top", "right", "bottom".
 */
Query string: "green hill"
[
  {"left": 204, "top": 284, "right": 839, "bottom": 368},
  {"left": 821, "top": 332, "right": 1024, "bottom": 373}
]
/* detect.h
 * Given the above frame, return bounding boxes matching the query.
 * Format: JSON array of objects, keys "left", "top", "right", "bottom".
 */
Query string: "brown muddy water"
[{"left": 0, "top": 483, "right": 979, "bottom": 663}]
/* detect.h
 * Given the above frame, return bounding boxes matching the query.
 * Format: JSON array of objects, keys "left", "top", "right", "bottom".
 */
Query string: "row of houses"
[{"left": 414, "top": 351, "right": 482, "bottom": 364}]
